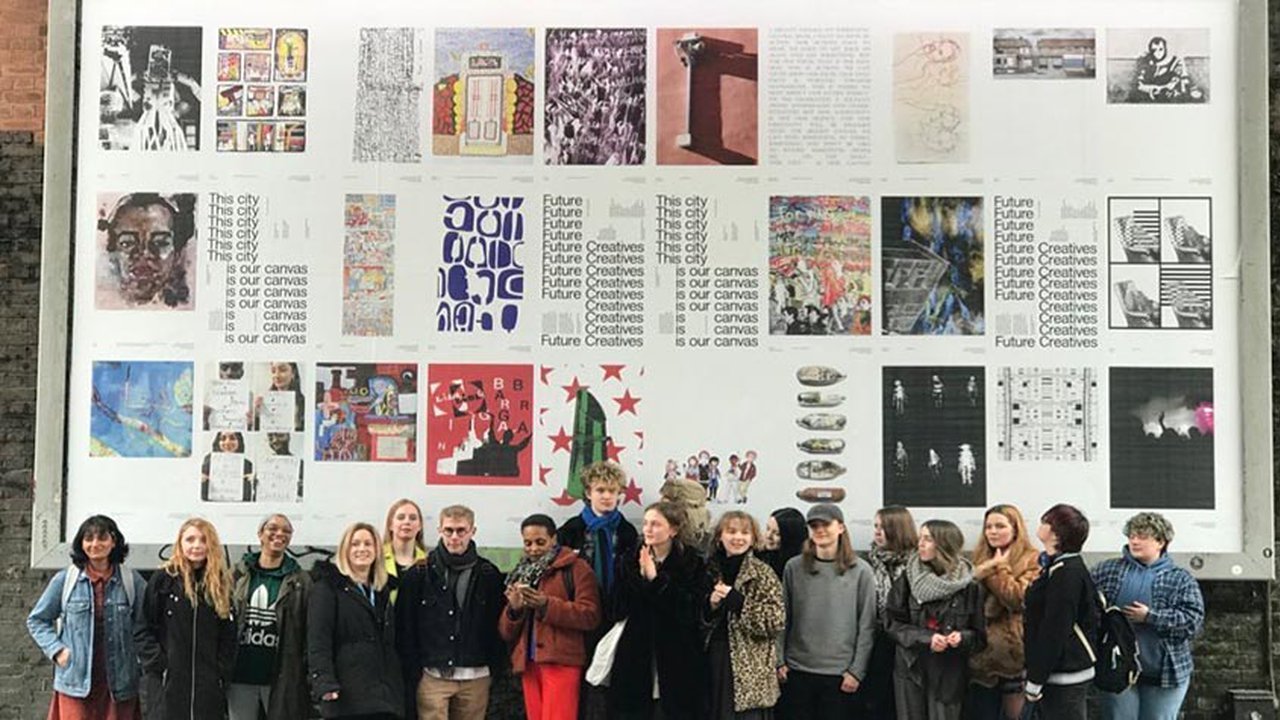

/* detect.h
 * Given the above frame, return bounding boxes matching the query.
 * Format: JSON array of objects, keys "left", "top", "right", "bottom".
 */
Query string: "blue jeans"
[{"left": 1099, "top": 681, "right": 1190, "bottom": 720}]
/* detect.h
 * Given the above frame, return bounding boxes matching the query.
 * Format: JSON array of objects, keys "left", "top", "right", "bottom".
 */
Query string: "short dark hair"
[
  {"left": 69, "top": 515, "right": 130, "bottom": 568},
  {"left": 520, "top": 514, "right": 557, "bottom": 536},
  {"left": 1041, "top": 503, "right": 1089, "bottom": 553}
]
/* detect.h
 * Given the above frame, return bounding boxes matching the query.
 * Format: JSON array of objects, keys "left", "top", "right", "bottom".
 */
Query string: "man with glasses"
[
  {"left": 98, "top": 192, "right": 196, "bottom": 309},
  {"left": 228, "top": 514, "right": 312, "bottom": 719},
  {"left": 398, "top": 505, "right": 504, "bottom": 720}
]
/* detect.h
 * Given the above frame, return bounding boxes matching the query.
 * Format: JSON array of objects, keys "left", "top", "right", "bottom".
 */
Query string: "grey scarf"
[{"left": 905, "top": 554, "right": 974, "bottom": 604}]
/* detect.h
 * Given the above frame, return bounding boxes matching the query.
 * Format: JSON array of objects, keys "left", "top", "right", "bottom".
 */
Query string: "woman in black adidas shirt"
[{"left": 1023, "top": 504, "right": 1099, "bottom": 720}]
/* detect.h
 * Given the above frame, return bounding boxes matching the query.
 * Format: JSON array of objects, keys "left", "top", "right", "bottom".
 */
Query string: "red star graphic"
[
  {"left": 561, "top": 376, "right": 588, "bottom": 403},
  {"left": 548, "top": 426, "right": 573, "bottom": 453},
  {"left": 612, "top": 389, "right": 641, "bottom": 415},
  {"left": 601, "top": 364, "right": 625, "bottom": 381},
  {"left": 622, "top": 479, "right": 643, "bottom": 506},
  {"left": 538, "top": 465, "right": 553, "bottom": 485},
  {"left": 605, "top": 439, "right": 625, "bottom": 462},
  {"left": 550, "top": 490, "right": 580, "bottom": 506},
  {"left": 540, "top": 366, "right": 555, "bottom": 385}
]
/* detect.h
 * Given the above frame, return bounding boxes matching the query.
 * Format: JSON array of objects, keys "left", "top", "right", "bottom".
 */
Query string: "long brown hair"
[
  {"left": 972, "top": 504, "right": 1036, "bottom": 566},
  {"left": 921, "top": 520, "right": 965, "bottom": 576},
  {"left": 164, "top": 518, "right": 232, "bottom": 618},
  {"left": 876, "top": 505, "right": 918, "bottom": 553},
  {"left": 801, "top": 520, "right": 857, "bottom": 575},
  {"left": 643, "top": 501, "right": 687, "bottom": 548}
]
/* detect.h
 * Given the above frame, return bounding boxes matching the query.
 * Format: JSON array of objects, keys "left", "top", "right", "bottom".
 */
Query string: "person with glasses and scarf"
[
  {"left": 500, "top": 514, "right": 601, "bottom": 720},
  {"left": 397, "top": 505, "right": 504, "bottom": 720}
]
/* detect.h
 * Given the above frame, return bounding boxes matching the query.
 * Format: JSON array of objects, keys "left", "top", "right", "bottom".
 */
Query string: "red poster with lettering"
[{"left": 426, "top": 363, "right": 534, "bottom": 486}]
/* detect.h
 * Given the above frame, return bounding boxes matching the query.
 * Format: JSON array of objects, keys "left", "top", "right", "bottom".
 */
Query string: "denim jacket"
[{"left": 26, "top": 565, "right": 147, "bottom": 700}]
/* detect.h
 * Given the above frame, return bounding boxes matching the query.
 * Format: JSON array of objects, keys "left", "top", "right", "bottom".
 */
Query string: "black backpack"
[{"left": 1093, "top": 590, "right": 1142, "bottom": 693}]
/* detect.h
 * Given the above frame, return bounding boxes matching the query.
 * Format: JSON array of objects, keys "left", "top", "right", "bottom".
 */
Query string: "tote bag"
[{"left": 585, "top": 618, "right": 628, "bottom": 687}]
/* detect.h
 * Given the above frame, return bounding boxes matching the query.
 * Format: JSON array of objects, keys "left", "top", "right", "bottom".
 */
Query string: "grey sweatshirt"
[{"left": 778, "top": 554, "right": 878, "bottom": 680}]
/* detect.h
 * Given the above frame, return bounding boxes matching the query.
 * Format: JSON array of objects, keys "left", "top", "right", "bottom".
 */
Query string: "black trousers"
[
  {"left": 1031, "top": 682, "right": 1089, "bottom": 720},
  {"left": 779, "top": 669, "right": 862, "bottom": 720}
]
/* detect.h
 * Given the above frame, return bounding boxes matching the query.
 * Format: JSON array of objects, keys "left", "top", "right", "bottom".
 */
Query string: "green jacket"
[{"left": 232, "top": 552, "right": 312, "bottom": 719}]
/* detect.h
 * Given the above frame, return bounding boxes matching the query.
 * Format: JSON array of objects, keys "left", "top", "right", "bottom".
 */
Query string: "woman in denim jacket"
[{"left": 27, "top": 515, "right": 147, "bottom": 719}]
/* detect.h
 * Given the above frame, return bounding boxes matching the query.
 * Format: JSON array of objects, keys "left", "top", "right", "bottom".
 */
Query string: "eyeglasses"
[{"left": 440, "top": 527, "right": 472, "bottom": 536}]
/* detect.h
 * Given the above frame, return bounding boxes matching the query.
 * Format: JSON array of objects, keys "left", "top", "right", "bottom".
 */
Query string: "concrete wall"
[{"left": 0, "top": 2, "right": 1275, "bottom": 717}]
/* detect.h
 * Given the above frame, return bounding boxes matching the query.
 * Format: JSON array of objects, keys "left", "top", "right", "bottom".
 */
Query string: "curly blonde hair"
[{"left": 164, "top": 517, "right": 232, "bottom": 619}]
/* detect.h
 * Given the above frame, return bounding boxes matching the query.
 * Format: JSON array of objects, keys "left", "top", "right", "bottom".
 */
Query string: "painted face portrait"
[{"left": 99, "top": 193, "right": 195, "bottom": 309}]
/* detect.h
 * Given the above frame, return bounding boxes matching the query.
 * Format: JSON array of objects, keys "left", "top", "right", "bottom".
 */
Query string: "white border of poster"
[{"left": 32, "top": 0, "right": 1272, "bottom": 578}]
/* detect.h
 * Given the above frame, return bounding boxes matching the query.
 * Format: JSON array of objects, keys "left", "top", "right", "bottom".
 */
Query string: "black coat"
[
  {"left": 395, "top": 549, "right": 505, "bottom": 680},
  {"left": 1024, "top": 553, "right": 1099, "bottom": 686},
  {"left": 307, "top": 561, "right": 404, "bottom": 719},
  {"left": 610, "top": 542, "right": 707, "bottom": 718},
  {"left": 885, "top": 571, "right": 986, "bottom": 705},
  {"left": 134, "top": 569, "right": 237, "bottom": 720},
  {"left": 557, "top": 514, "right": 639, "bottom": 625}
]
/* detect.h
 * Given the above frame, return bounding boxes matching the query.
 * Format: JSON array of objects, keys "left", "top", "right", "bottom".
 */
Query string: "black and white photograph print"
[
  {"left": 1110, "top": 265, "right": 1161, "bottom": 328},
  {"left": 995, "top": 367, "right": 1098, "bottom": 462},
  {"left": 1106, "top": 28, "right": 1209, "bottom": 104},
  {"left": 1108, "top": 197, "right": 1213, "bottom": 330},
  {"left": 100, "top": 26, "right": 203, "bottom": 150},
  {"left": 1109, "top": 367, "right": 1214, "bottom": 510},
  {"left": 545, "top": 28, "right": 647, "bottom": 165},
  {"left": 353, "top": 27, "right": 426, "bottom": 163},
  {"left": 992, "top": 28, "right": 1095, "bottom": 79},
  {"left": 883, "top": 366, "right": 986, "bottom": 508}
]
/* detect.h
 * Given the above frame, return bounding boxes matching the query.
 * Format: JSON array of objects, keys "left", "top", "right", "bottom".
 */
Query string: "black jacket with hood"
[{"left": 307, "top": 560, "right": 404, "bottom": 719}]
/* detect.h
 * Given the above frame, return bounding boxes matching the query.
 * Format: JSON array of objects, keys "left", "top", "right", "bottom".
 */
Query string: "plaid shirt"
[{"left": 1091, "top": 555, "right": 1205, "bottom": 687}]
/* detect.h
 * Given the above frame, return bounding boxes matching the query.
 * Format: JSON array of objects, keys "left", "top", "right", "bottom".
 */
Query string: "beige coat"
[{"left": 967, "top": 548, "right": 1040, "bottom": 686}]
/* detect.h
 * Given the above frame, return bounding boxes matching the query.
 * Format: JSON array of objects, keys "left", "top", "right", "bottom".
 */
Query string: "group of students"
[{"left": 27, "top": 460, "right": 1205, "bottom": 720}]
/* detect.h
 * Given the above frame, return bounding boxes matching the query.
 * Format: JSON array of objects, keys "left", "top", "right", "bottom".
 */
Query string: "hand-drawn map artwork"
[
  {"left": 90, "top": 361, "right": 193, "bottom": 458},
  {"left": 1108, "top": 197, "right": 1212, "bottom": 330},
  {"left": 545, "top": 28, "right": 646, "bottom": 165},
  {"left": 995, "top": 367, "right": 1099, "bottom": 461},
  {"left": 893, "top": 32, "right": 969, "bottom": 163},
  {"left": 353, "top": 27, "right": 426, "bottom": 163},
  {"left": 993, "top": 28, "right": 1096, "bottom": 79},
  {"left": 437, "top": 195, "right": 526, "bottom": 333},
  {"left": 343, "top": 194, "right": 396, "bottom": 337},
  {"left": 882, "top": 366, "right": 986, "bottom": 508},
  {"left": 216, "top": 28, "right": 308, "bottom": 152},
  {"left": 99, "top": 26, "right": 203, "bottom": 151},
  {"left": 427, "top": 364, "right": 534, "bottom": 486},
  {"left": 768, "top": 196, "right": 872, "bottom": 336},
  {"left": 433, "top": 28, "right": 535, "bottom": 160},
  {"left": 538, "top": 364, "right": 646, "bottom": 506},
  {"left": 1107, "top": 28, "right": 1209, "bottom": 104},
  {"left": 881, "top": 197, "right": 985, "bottom": 335},
  {"left": 94, "top": 192, "right": 197, "bottom": 311},
  {"left": 314, "top": 363, "right": 417, "bottom": 462},
  {"left": 1110, "top": 367, "right": 1214, "bottom": 509}
]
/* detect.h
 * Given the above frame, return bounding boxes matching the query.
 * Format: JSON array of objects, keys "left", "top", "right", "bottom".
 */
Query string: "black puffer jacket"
[
  {"left": 134, "top": 569, "right": 237, "bottom": 720},
  {"left": 1024, "top": 553, "right": 1100, "bottom": 688},
  {"left": 307, "top": 561, "right": 404, "bottom": 719},
  {"left": 610, "top": 542, "right": 707, "bottom": 719}
]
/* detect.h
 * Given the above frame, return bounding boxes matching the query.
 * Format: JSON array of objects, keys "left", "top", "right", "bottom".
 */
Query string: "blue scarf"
[{"left": 581, "top": 506, "right": 622, "bottom": 594}]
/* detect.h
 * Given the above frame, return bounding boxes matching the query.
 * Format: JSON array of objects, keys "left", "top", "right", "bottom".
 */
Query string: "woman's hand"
[
  {"left": 523, "top": 588, "right": 548, "bottom": 610},
  {"left": 945, "top": 631, "right": 962, "bottom": 648},
  {"left": 505, "top": 584, "right": 526, "bottom": 610},
  {"left": 638, "top": 545, "right": 657, "bottom": 581},
  {"left": 840, "top": 671, "right": 860, "bottom": 693},
  {"left": 54, "top": 648, "right": 70, "bottom": 668},
  {"left": 709, "top": 581, "right": 731, "bottom": 608},
  {"left": 929, "top": 633, "right": 949, "bottom": 653},
  {"left": 322, "top": 690, "right": 339, "bottom": 702}
]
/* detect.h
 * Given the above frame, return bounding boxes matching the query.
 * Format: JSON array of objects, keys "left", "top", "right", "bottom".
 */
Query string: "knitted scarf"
[
  {"left": 581, "top": 506, "right": 621, "bottom": 594},
  {"left": 507, "top": 546, "right": 560, "bottom": 589},
  {"left": 866, "top": 545, "right": 913, "bottom": 614},
  {"left": 905, "top": 554, "right": 974, "bottom": 604}
]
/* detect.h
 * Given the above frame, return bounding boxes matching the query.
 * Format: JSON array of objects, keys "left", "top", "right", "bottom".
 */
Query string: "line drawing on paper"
[{"left": 893, "top": 33, "right": 969, "bottom": 163}]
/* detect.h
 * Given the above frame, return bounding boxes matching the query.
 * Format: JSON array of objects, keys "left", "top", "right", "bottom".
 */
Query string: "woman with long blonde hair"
[
  {"left": 966, "top": 504, "right": 1040, "bottom": 720},
  {"left": 136, "top": 517, "right": 237, "bottom": 720},
  {"left": 308, "top": 522, "right": 402, "bottom": 718},
  {"left": 382, "top": 498, "right": 426, "bottom": 604}
]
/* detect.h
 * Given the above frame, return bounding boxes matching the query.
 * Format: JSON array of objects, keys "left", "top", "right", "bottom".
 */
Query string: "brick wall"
[{"left": 0, "top": 1, "right": 1276, "bottom": 718}]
